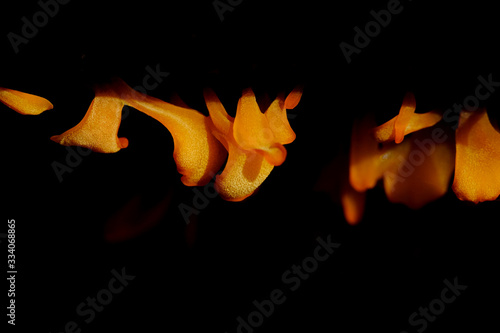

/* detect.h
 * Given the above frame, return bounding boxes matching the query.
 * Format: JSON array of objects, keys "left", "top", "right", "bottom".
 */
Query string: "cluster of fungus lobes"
[
  {"left": 3, "top": 83, "right": 500, "bottom": 225},
  {"left": 317, "top": 92, "right": 500, "bottom": 224},
  {"left": 1, "top": 80, "right": 303, "bottom": 202}
]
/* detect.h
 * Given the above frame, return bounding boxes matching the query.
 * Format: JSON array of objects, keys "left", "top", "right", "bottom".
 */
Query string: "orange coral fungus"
[
  {"left": 51, "top": 83, "right": 129, "bottom": 153},
  {"left": 349, "top": 115, "right": 389, "bottom": 192},
  {"left": 0, "top": 87, "right": 53, "bottom": 115},
  {"left": 49, "top": 78, "right": 302, "bottom": 199},
  {"left": 373, "top": 92, "right": 442, "bottom": 143},
  {"left": 382, "top": 127, "right": 455, "bottom": 209},
  {"left": 115, "top": 80, "right": 228, "bottom": 187},
  {"left": 203, "top": 87, "right": 302, "bottom": 201},
  {"left": 338, "top": 92, "right": 455, "bottom": 223},
  {"left": 233, "top": 88, "right": 287, "bottom": 166},
  {"left": 452, "top": 109, "right": 500, "bottom": 203},
  {"left": 51, "top": 79, "right": 227, "bottom": 186}
]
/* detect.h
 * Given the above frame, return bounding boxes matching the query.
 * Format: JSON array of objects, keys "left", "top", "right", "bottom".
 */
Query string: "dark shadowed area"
[{"left": 1, "top": 0, "right": 498, "bottom": 332}]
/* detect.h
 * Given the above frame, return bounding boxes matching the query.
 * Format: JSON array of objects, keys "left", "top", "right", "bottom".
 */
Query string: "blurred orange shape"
[
  {"left": 373, "top": 92, "right": 442, "bottom": 143},
  {"left": 0, "top": 87, "right": 53, "bottom": 115},
  {"left": 452, "top": 109, "right": 500, "bottom": 203},
  {"left": 315, "top": 154, "right": 365, "bottom": 225},
  {"left": 347, "top": 111, "right": 454, "bottom": 221},
  {"left": 51, "top": 83, "right": 129, "bottom": 153},
  {"left": 284, "top": 85, "right": 304, "bottom": 110},
  {"left": 383, "top": 128, "right": 455, "bottom": 209},
  {"left": 349, "top": 115, "right": 389, "bottom": 192},
  {"left": 341, "top": 179, "right": 366, "bottom": 225},
  {"left": 104, "top": 192, "right": 171, "bottom": 243}
]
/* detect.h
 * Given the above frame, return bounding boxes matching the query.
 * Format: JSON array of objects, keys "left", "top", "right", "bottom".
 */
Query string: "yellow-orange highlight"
[
  {"left": 0, "top": 87, "right": 53, "bottom": 115},
  {"left": 203, "top": 88, "right": 275, "bottom": 201},
  {"left": 116, "top": 81, "right": 227, "bottom": 186},
  {"left": 51, "top": 83, "right": 128, "bottom": 153},
  {"left": 453, "top": 109, "right": 500, "bottom": 203}
]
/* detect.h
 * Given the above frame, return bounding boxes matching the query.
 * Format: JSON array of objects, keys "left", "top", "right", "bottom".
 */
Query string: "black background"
[{"left": 1, "top": 0, "right": 499, "bottom": 332}]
